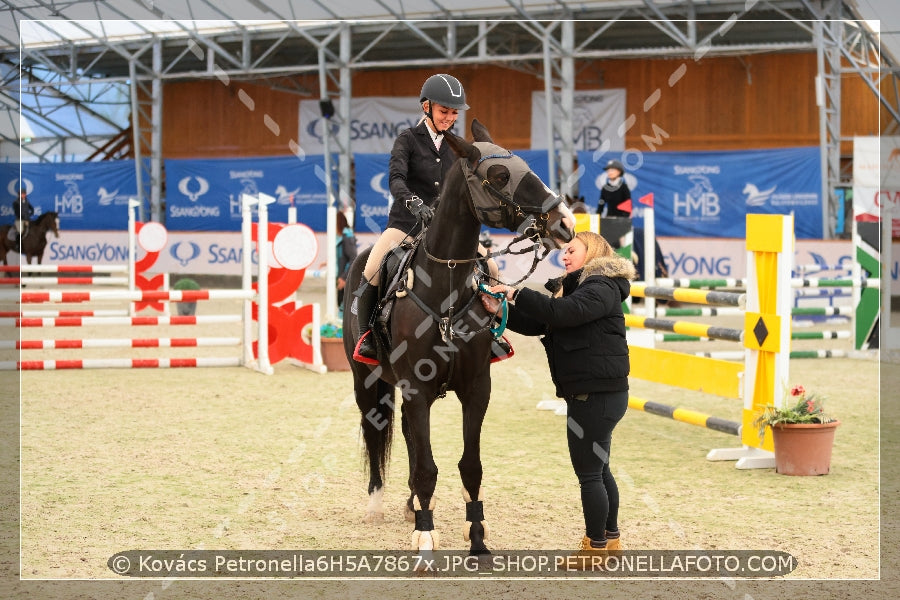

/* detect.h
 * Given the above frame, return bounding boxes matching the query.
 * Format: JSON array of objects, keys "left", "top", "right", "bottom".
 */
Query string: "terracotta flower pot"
[
  {"left": 770, "top": 421, "right": 840, "bottom": 476},
  {"left": 321, "top": 337, "right": 351, "bottom": 372}
]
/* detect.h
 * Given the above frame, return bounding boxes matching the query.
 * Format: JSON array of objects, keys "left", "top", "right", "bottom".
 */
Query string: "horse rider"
[
  {"left": 12, "top": 189, "right": 35, "bottom": 250},
  {"left": 352, "top": 73, "right": 507, "bottom": 364},
  {"left": 598, "top": 159, "right": 632, "bottom": 218}
]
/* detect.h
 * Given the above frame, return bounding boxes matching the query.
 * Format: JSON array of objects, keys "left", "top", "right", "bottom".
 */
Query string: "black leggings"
[{"left": 565, "top": 390, "right": 629, "bottom": 543}]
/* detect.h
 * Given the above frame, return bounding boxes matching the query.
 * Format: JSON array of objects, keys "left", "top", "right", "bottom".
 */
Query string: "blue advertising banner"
[
  {"left": 578, "top": 147, "right": 822, "bottom": 239},
  {"left": 0, "top": 160, "right": 138, "bottom": 230},
  {"left": 164, "top": 155, "right": 329, "bottom": 231},
  {"left": 514, "top": 149, "right": 551, "bottom": 185},
  {"left": 352, "top": 149, "right": 552, "bottom": 236},
  {"left": 353, "top": 153, "right": 392, "bottom": 234}
]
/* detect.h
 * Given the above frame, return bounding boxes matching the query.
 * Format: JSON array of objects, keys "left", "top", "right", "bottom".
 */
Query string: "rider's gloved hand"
[{"left": 405, "top": 196, "right": 434, "bottom": 225}]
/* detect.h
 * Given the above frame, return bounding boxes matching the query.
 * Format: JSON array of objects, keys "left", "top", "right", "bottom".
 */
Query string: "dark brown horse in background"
[
  {"left": 0, "top": 211, "right": 60, "bottom": 267},
  {"left": 343, "top": 120, "right": 575, "bottom": 556}
]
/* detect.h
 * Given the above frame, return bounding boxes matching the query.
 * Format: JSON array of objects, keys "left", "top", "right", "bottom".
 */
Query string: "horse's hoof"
[
  {"left": 404, "top": 505, "right": 415, "bottom": 522},
  {"left": 363, "top": 511, "right": 384, "bottom": 524},
  {"left": 411, "top": 530, "right": 440, "bottom": 552}
]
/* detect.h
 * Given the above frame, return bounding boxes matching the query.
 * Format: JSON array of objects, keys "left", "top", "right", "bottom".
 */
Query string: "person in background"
[
  {"left": 352, "top": 73, "right": 505, "bottom": 363},
  {"left": 480, "top": 231, "right": 636, "bottom": 566},
  {"left": 598, "top": 159, "right": 631, "bottom": 218},
  {"left": 11, "top": 189, "right": 34, "bottom": 249},
  {"left": 335, "top": 209, "right": 358, "bottom": 315}
]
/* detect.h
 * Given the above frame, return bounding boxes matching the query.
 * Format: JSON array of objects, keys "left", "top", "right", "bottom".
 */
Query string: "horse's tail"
[
  {"left": 376, "top": 378, "right": 396, "bottom": 479},
  {"left": 358, "top": 377, "right": 396, "bottom": 493}
]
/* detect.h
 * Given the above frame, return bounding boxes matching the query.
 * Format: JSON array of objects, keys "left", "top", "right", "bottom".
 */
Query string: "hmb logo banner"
[
  {"left": 578, "top": 147, "right": 822, "bottom": 239},
  {"left": 0, "top": 160, "right": 138, "bottom": 230}
]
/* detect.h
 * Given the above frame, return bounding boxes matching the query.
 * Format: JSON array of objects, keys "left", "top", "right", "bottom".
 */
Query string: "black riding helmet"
[
  {"left": 420, "top": 74, "right": 469, "bottom": 110},
  {"left": 604, "top": 159, "right": 625, "bottom": 174}
]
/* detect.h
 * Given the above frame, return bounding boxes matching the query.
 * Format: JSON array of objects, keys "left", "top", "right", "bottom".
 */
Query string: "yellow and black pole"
[{"left": 707, "top": 214, "right": 793, "bottom": 468}]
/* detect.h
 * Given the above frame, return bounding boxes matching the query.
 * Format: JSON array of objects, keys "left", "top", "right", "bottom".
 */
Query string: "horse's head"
[{"left": 445, "top": 120, "right": 575, "bottom": 250}]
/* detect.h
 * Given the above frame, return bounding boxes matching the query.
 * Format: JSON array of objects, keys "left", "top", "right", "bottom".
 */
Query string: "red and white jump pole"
[{"left": 5, "top": 194, "right": 277, "bottom": 374}]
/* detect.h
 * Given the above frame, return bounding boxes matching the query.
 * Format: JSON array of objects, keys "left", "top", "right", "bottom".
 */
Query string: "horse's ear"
[
  {"left": 444, "top": 131, "right": 481, "bottom": 167},
  {"left": 471, "top": 119, "right": 493, "bottom": 143}
]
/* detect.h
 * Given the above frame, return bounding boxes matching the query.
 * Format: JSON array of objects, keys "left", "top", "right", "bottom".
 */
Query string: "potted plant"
[
  {"left": 319, "top": 321, "right": 351, "bottom": 371},
  {"left": 753, "top": 385, "right": 840, "bottom": 476},
  {"left": 172, "top": 277, "right": 200, "bottom": 316}
]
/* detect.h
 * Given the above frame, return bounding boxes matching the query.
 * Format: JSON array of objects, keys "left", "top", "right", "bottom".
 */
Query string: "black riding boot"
[{"left": 353, "top": 280, "right": 379, "bottom": 363}]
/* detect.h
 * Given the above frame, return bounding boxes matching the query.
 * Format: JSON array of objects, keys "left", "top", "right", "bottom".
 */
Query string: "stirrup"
[
  {"left": 490, "top": 335, "right": 514, "bottom": 364},
  {"left": 353, "top": 331, "right": 379, "bottom": 365}
]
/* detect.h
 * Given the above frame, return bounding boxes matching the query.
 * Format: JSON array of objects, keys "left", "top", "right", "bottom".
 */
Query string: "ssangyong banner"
[
  {"left": 300, "top": 97, "right": 466, "bottom": 155},
  {"left": 352, "top": 153, "right": 392, "bottom": 235},
  {"left": 0, "top": 160, "right": 138, "bottom": 230},
  {"left": 27, "top": 230, "right": 889, "bottom": 292},
  {"left": 164, "top": 155, "right": 329, "bottom": 232},
  {"left": 578, "top": 147, "right": 823, "bottom": 239}
]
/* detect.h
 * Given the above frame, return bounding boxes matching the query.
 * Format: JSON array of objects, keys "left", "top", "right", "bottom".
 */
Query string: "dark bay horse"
[
  {"left": 343, "top": 120, "right": 575, "bottom": 555},
  {"left": 0, "top": 211, "right": 60, "bottom": 267}
]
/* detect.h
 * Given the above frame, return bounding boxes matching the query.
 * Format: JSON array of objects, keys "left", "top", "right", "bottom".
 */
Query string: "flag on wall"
[
  {"left": 531, "top": 89, "right": 626, "bottom": 152},
  {"left": 853, "top": 135, "right": 900, "bottom": 235}
]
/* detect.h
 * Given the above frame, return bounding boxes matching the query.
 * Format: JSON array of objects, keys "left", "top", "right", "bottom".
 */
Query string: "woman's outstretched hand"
[{"left": 480, "top": 284, "right": 512, "bottom": 314}]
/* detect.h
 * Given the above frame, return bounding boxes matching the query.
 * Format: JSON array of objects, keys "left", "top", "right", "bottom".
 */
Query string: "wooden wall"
[
  {"left": 162, "top": 80, "right": 302, "bottom": 158},
  {"left": 161, "top": 52, "right": 881, "bottom": 158}
]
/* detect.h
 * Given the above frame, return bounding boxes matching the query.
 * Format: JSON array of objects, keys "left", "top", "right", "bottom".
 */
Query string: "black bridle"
[
  {"left": 422, "top": 147, "right": 562, "bottom": 286},
  {"left": 468, "top": 149, "right": 561, "bottom": 239}
]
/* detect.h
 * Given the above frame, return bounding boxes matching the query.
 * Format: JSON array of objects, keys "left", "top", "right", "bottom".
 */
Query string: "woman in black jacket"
[
  {"left": 481, "top": 231, "right": 637, "bottom": 558},
  {"left": 598, "top": 159, "right": 632, "bottom": 218}
]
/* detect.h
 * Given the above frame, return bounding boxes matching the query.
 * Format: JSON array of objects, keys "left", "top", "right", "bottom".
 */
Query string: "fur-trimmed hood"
[
  {"left": 578, "top": 254, "right": 638, "bottom": 284},
  {"left": 545, "top": 253, "right": 638, "bottom": 297}
]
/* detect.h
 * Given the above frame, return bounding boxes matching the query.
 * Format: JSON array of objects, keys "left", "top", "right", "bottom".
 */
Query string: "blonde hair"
[
  {"left": 575, "top": 230, "right": 614, "bottom": 264},
  {"left": 552, "top": 231, "right": 615, "bottom": 297}
]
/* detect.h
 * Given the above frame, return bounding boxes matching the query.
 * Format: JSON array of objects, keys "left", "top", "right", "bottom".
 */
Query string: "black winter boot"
[{"left": 353, "top": 280, "right": 379, "bottom": 364}]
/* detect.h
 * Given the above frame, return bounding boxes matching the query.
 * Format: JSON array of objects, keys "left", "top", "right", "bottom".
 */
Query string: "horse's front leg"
[
  {"left": 403, "top": 397, "right": 440, "bottom": 552},
  {"left": 400, "top": 406, "right": 416, "bottom": 523},
  {"left": 458, "top": 374, "right": 491, "bottom": 556}
]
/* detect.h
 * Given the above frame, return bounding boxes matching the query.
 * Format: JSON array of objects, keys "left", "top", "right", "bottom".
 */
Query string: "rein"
[
  {"left": 405, "top": 146, "right": 560, "bottom": 362},
  {"left": 477, "top": 283, "right": 508, "bottom": 339}
]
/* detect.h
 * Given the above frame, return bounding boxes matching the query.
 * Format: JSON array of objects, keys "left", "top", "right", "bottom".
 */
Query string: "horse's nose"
[
  {"left": 562, "top": 214, "right": 575, "bottom": 235},
  {"left": 557, "top": 201, "right": 576, "bottom": 241}
]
